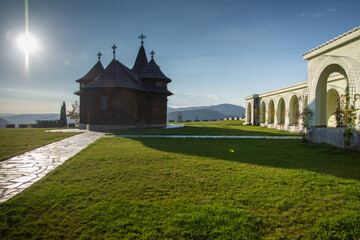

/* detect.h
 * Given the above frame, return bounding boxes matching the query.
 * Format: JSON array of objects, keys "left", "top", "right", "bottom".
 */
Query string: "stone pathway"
[
  {"left": 109, "top": 135, "right": 302, "bottom": 139},
  {"left": 0, "top": 131, "right": 104, "bottom": 203}
]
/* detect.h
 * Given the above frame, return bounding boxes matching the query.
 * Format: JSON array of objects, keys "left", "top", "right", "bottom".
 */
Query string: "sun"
[{"left": 17, "top": 33, "right": 39, "bottom": 54}]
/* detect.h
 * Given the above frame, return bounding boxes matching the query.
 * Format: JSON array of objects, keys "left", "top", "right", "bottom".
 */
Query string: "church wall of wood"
[
  {"left": 79, "top": 94, "right": 87, "bottom": 124},
  {"left": 85, "top": 88, "right": 146, "bottom": 126},
  {"left": 145, "top": 94, "right": 167, "bottom": 125},
  {"left": 83, "top": 88, "right": 168, "bottom": 127}
]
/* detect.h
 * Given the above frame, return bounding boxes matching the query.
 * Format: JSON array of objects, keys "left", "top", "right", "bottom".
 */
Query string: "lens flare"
[
  {"left": 19, "top": 0, "right": 41, "bottom": 71},
  {"left": 17, "top": 33, "right": 39, "bottom": 54}
]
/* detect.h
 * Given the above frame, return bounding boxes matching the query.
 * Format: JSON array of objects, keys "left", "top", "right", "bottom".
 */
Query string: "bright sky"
[{"left": 0, "top": 0, "right": 359, "bottom": 114}]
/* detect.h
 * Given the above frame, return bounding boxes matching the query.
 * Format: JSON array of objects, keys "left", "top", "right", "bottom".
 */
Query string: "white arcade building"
[{"left": 245, "top": 26, "right": 360, "bottom": 149}]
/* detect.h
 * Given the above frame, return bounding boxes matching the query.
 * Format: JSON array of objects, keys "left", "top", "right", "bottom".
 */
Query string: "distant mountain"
[
  {"left": 206, "top": 104, "right": 245, "bottom": 117},
  {"left": 1, "top": 114, "right": 75, "bottom": 127},
  {"left": 167, "top": 104, "right": 245, "bottom": 118},
  {"left": 0, "top": 117, "right": 11, "bottom": 128},
  {"left": 167, "top": 109, "right": 225, "bottom": 122},
  {"left": 167, "top": 107, "right": 176, "bottom": 112},
  {"left": 0, "top": 113, "right": 17, "bottom": 117}
]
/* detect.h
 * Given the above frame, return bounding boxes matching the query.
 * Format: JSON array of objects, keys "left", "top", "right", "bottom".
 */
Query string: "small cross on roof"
[
  {"left": 139, "top": 34, "right": 146, "bottom": 45},
  {"left": 112, "top": 44, "right": 117, "bottom": 59},
  {"left": 97, "top": 52, "right": 102, "bottom": 61},
  {"left": 150, "top": 50, "right": 155, "bottom": 59}
]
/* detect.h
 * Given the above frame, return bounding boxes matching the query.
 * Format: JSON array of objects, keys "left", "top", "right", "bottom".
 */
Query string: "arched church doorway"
[
  {"left": 315, "top": 64, "right": 348, "bottom": 126},
  {"left": 260, "top": 101, "right": 266, "bottom": 123},
  {"left": 277, "top": 98, "right": 285, "bottom": 125},
  {"left": 289, "top": 95, "right": 299, "bottom": 125},
  {"left": 247, "top": 102, "right": 252, "bottom": 124},
  {"left": 268, "top": 100, "right": 275, "bottom": 124}
]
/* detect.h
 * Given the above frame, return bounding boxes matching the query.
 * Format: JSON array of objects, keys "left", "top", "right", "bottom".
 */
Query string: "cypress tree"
[{"left": 60, "top": 101, "right": 67, "bottom": 127}]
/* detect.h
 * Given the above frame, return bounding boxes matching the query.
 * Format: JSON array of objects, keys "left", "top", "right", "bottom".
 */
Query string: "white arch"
[
  {"left": 311, "top": 63, "right": 349, "bottom": 126},
  {"left": 260, "top": 101, "right": 266, "bottom": 123},
  {"left": 277, "top": 98, "right": 286, "bottom": 125},
  {"left": 307, "top": 56, "right": 354, "bottom": 126},
  {"left": 268, "top": 100, "right": 275, "bottom": 124},
  {"left": 308, "top": 56, "right": 353, "bottom": 99},
  {"left": 247, "top": 102, "right": 252, "bottom": 124},
  {"left": 289, "top": 95, "right": 299, "bottom": 125}
]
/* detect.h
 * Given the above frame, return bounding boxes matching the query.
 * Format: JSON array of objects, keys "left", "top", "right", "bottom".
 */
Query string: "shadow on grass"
[
  {"left": 110, "top": 125, "right": 299, "bottom": 136},
  {"left": 129, "top": 137, "right": 360, "bottom": 181}
]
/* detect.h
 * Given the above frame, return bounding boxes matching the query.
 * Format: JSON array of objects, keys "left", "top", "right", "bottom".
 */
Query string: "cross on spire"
[
  {"left": 112, "top": 44, "right": 117, "bottom": 59},
  {"left": 139, "top": 34, "right": 146, "bottom": 45},
  {"left": 97, "top": 52, "right": 102, "bottom": 61},
  {"left": 150, "top": 50, "right": 155, "bottom": 59}
]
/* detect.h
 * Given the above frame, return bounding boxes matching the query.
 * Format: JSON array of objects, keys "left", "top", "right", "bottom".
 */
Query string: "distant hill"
[
  {"left": 167, "top": 103, "right": 245, "bottom": 121},
  {"left": 1, "top": 114, "right": 75, "bottom": 127},
  {"left": 0, "top": 113, "right": 17, "bottom": 117},
  {"left": 0, "top": 117, "right": 11, "bottom": 128},
  {"left": 167, "top": 109, "right": 225, "bottom": 122},
  {"left": 207, "top": 104, "right": 245, "bottom": 117}
]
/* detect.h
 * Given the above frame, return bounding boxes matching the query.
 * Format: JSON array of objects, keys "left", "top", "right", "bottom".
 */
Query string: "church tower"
[
  {"left": 75, "top": 52, "right": 104, "bottom": 127},
  {"left": 132, "top": 34, "right": 148, "bottom": 74},
  {"left": 139, "top": 50, "right": 172, "bottom": 125}
]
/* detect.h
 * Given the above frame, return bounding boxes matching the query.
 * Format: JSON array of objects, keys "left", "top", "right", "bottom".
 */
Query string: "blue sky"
[{"left": 0, "top": 0, "right": 359, "bottom": 113}]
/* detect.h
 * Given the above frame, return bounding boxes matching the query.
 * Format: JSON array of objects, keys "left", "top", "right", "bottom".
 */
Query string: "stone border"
[{"left": 108, "top": 135, "right": 302, "bottom": 139}]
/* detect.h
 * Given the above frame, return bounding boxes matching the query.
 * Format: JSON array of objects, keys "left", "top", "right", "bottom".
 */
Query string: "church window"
[
  {"left": 101, "top": 96, "right": 107, "bottom": 110},
  {"left": 156, "top": 81, "right": 165, "bottom": 88}
]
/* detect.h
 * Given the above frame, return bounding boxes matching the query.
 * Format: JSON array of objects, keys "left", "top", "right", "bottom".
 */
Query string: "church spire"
[{"left": 132, "top": 34, "right": 148, "bottom": 74}]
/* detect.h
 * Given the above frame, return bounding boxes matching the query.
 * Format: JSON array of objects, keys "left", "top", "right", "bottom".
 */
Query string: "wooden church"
[{"left": 75, "top": 35, "right": 172, "bottom": 130}]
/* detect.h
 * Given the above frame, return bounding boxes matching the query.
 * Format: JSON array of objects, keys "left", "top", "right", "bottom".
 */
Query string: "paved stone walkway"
[{"left": 0, "top": 131, "right": 104, "bottom": 203}]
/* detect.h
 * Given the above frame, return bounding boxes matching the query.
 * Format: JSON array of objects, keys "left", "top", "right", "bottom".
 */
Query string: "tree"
[
  {"left": 60, "top": 101, "right": 67, "bottom": 127},
  {"left": 299, "top": 102, "right": 313, "bottom": 141},
  {"left": 67, "top": 101, "right": 80, "bottom": 125},
  {"left": 341, "top": 88, "right": 359, "bottom": 149}
]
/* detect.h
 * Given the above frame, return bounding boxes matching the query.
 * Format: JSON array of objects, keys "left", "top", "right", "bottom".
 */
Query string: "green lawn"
[
  {"left": 183, "top": 120, "right": 244, "bottom": 125},
  {"left": 1, "top": 137, "right": 359, "bottom": 239},
  {"left": 109, "top": 123, "right": 299, "bottom": 136},
  {"left": 0, "top": 128, "right": 80, "bottom": 161}
]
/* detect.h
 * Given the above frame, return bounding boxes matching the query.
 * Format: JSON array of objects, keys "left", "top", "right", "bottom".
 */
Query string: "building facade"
[
  {"left": 75, "top": 36, "right": 172, "bottom": 131},
  {"left": 245, "top": 26, "right": 360, "bottom": 149}
]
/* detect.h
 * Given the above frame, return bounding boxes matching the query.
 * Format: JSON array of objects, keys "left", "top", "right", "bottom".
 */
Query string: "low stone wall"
[
  {"left": 84, "top": 124, "right": 167, "bottom": 131},
  {"left": 260, "top": 123, "right": 303, "bottom": 133},
  {"left": 307, "top": 127, "right": 360, "bottom": 151}
]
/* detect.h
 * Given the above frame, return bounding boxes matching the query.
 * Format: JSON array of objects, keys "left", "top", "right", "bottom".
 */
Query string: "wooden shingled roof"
[
  {"left": 77, "top": 41, "right": 172, "bottom": 95},
  {"left": 139, "top": 58, "right": 171, "bottom": 83},
  {"left": 76, "top": 61, "right": 104, "bottom": 84},
  {"left": 84, "top": 59, "right": 146, "bottom": 91},
  {"left": 132, "top": 45, "right": 148, "bottom": 74}
]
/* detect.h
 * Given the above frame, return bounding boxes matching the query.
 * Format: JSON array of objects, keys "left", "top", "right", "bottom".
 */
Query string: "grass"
[
  {"left": 0, "top": 136, "right": 359, "bottom": 239},
  {"left": 0, "top": 128, "right": 80, "bottom": 161},
  {"left": 109, "top": 122, "right": 299, "bottom": 136},
  {"left": 183, "top": 120, "right": 244, "bottom": 125}
]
